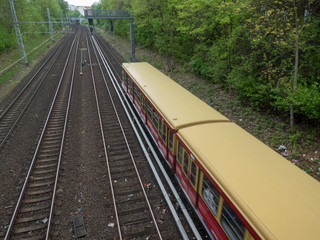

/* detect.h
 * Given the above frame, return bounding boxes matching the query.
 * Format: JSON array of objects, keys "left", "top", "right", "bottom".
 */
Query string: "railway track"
[
  {"left": 0, "top": 32, "right": 74, "bottom": 151},
  {"left": 93, "top": 32, "right": 124, "bottom": 78},
  {"left": 3, "top": 30, "right": 80, "bottom": 240},
  {"left": 92, "top": 31, "right": 205, "bottom": 239},
  {"left": 87, "top": 31, "right": 162, "bottom": 239},
  {"left": 1, "top": 26, "right": 203, "bottom": 239}
]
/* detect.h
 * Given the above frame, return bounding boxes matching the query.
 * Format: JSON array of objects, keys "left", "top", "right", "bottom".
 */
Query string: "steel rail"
[
  {"left": 0, "top": 31, "right": 71, "bottom": 120},
  {"left": 92, "top": 35, "right": 202, "bottom": 240},
  {"left": 89, "top": 33, "right": 163, "bottom": 240},
  {"left": 86, "top": 34, "right": 122, "bottom": 240},
  {"left": 93, "top": 33, "right": 122, "bottom": 75},
  {"left": 45, "top": 30, "right": 80, "bottom": 240},
  {"left": 4, "top": 31, "right": 80, "bottom": 240},
  {"left": 0, "top": 31, "right": 73, "bottom": 150}
]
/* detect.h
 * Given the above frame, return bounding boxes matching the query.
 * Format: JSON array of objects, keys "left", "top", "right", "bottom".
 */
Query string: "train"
[{"left": 121, "top": 62, "right": 320, "bottom": 240}]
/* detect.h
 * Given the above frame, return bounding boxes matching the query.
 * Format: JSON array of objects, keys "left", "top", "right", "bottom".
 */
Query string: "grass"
[
  {"left": 0, "top": 65, "right": 19, "bottom": 85},
  {"left": 0, "top": 30, "right": 66, "bottom": 87}
]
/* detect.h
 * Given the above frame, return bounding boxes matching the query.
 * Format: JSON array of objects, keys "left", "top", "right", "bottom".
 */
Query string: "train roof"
[
  {"left": 122, "top": 62, "right": 228, "bottom": 129},
  {"left": 178, "top": 122, "right": 320, "bottom": 240}
]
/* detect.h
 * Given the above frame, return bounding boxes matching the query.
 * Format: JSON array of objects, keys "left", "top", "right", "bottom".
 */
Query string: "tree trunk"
[{"left": 290, "top": 3, "right": 299, "bottom": 130}]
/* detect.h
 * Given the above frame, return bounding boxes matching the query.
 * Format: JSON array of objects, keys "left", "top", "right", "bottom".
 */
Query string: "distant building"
[{"left": 68, "top": 5, "right": 91, "bottom": 16}]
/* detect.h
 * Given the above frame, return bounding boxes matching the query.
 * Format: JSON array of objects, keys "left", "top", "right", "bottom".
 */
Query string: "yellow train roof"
[
  {"left": 122, "top": 62, "right": 228, "bottom": 129},
  {"left": 178, "top": 122, "right": 320, "bottom": 240}
]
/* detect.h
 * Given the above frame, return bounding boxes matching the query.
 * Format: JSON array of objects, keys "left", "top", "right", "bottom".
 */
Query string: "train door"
[
  {"left": 182, "top": 153, "right": 199, "bottom": 205},
  {"left": 188, "top": 156, "right": 199, "bottom": 205},
  {"left": 140, "top": 96, "right": 147, "bottom": 122},
  {"left": 127, "top": 77, "right": 133, "bottom": 100},
  {"left": 159, "top": 120, "right": 167, "bottom": 158},
  {"left": 179, "top": 148, "right": 198, "bottom": 205},
  {"left": 167, "top": 130, "right": 175, "bottom": 167},
  {"left": 176, "top": 142, "right": 184, "bottom": 182}
]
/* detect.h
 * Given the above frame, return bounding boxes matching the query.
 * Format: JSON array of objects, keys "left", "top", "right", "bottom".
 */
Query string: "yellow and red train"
[{"left": 122, "top": 62, "right": 320, "bottom": 240}]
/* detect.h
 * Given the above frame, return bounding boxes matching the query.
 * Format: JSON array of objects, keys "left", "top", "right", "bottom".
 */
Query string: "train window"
[
  {"left": 127, "top": 78, "right": 131, "bottom": 91},
  {"left": 190, "top": 161, "right": 198, "bottom": 187},
  {"left": 137, "top": 90, "right": 141, "bottom": 103},
  {"left": 161, "top": 122, "right": 167, "bottom": 144},
  {"left": 183, "top": 151, "right": 189, "bottom": 175},
  {"left": 177, "top": 142, "right": 182, "bottom": 165},
  {"left": 159, "top": 121, "right": 163, "bottom": 136},
  {"left": 143, "top": 97, "right": 147, "bottom": 113},
  {"left": 169, "top": 131, "right": 173, "bottom": 152},
  {"left": 133, "top": 84, "right": 136, "bottom": 100},
  {"left": 133, "top": 86, "right": 141, "bottom": 103},
  {"left": 126, "top": 75, "right": 129, "bottom": 86},
  {"left": 221, "top": 201, "right": 245, "bottom": 240},
  {"left": 147, "top": 102, "right": 152, "bottom": 119},
  {"left": 133, "top": 85, "right": 136, "bottom": 98},
  {"left": 202, "top": 174, "right": 220, "bottom": 216},
  {"left": 153, "top": 110, "right": 159, "bottom": 130},
  {"left": 130, "top": 79, "right": 134, "bottom": 92}
]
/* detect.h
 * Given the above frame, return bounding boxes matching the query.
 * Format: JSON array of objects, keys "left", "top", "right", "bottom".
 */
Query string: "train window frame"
[
  {"left": 221, "top": 201, "right": 246, "bottom": 240},
  {"left": 169, "top": 131, "right": 173, "bottom": 152},
  {"left": 130, "top": 79, "right": 134, "bottom": 93},
  {"left": 183, "top": 150, "right": 189, "bottom": 176},
  {"left": 201, "top": 173, "right": 220, "bottom": 216},
  {"left": 136, "top": 88, "right": 141, "bottom": 103},
  {"left": 159, "top": 120, "right": 163, "bottom": 137},
  {"left": 133, "top": 84, "right": 136, "bottom": 101},
  {"left": 127, "top": 77, "right": 131, "bottom": 92},
  {"left": 161, "top": 122, "right": 167, "bottom": 145},
  {"left": 133, "top": 84, "right": 136, "bottom": 100},
  {"left": 147, "top": 102, "right": 152, "bottom": 120},
  {"left": 190, "top": 160, "right": 198, "bottom": 188},
  {"left": 152, "top": 110, "right": 159, "bottom": 131},
  {"left": 177, "top": 142, "right": 183, "bottom": 165},
  {"left": 141, "top": 96, "right": 146, "bottom": 113}
]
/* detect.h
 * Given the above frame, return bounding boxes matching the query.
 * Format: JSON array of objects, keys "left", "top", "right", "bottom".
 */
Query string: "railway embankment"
[
  {"left": 0, "top": 31, "right": 67, "bottom": 107},
  {"left": 98, "top": 28, "right": 320, "bottom": 182}
]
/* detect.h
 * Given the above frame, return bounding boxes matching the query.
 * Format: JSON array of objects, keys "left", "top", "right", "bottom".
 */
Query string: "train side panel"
[{"left": 122, "top": 66, "right": 241, "bottom": 240}]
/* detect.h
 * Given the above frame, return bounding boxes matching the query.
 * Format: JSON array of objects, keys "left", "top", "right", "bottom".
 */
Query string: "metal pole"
[
  {"left": 130, "top": 18, "right": 135, "bottom": 62},
  {"left": 47, "top": 8, "right": 54, "bottom": 40},
  {"left": 9, "top": 0, "right": 28, "bottom": 64},
  {"left": 80, "top": 49, "right": 83, "bottom": 75}
]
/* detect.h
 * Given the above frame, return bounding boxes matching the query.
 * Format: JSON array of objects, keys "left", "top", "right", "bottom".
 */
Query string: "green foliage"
[
  {"left": 294, "top": 82, "right": 320, "bottom": 119},
  {"left": 0, "top": 0, "right": 69, "bottom": 56},
  {"left": 289, "top": 131, "right": 302, "bottom": 148},
  {"left": 0, "top": 25, "right": 16, "bottom": 52},
  {"left": 68, "top": 10, "right": 82, "bottom": 17},
  {"left": 189, "top": 53, "right": 212, "bottom": 80},
  {"left": 92, "top": 0, "right": 320, "bottom": 122}
]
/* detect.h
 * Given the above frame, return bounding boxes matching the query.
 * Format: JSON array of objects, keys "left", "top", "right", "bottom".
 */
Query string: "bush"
[{"left": 294, "top": 82, "right": 320, "bottom": 119}]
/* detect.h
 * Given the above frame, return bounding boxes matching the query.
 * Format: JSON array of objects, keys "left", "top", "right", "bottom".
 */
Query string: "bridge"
[
  {"left": 84, "top": 9, "right": 132, "bottom": 19},
  {"left": 84, "top": 9, "right": 135, "bottom": 61}
]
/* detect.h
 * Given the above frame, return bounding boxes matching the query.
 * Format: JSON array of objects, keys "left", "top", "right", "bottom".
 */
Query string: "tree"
[{"left": 247, "top": 0, "right": 318, "bottom": 127}]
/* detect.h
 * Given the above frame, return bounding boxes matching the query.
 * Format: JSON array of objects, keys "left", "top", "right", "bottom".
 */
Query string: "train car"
[{"left": 122, "top": 62, "right": 320, "bottom": 240}]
